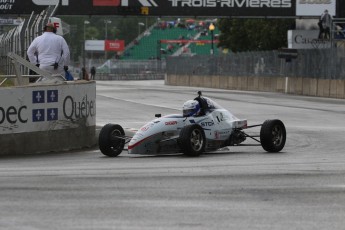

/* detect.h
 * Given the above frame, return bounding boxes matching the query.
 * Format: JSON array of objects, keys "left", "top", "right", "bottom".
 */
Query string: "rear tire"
[
  {"left": 179, "top": 124, "right": 206, "bottom": 157},
  {"left": 99, "top": 124, "right": 125, "bottom": 157},
  {"left": 260, "top": 119, "right": 286, "bottom": 152}
]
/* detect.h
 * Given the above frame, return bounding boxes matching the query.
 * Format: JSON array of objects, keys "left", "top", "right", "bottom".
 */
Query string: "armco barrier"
[
  {"left": 0, "top": 81, "right": 96, "bottom": 156},
  {"left": 165, "top": 75, "right": 345, "bottom": 99}
]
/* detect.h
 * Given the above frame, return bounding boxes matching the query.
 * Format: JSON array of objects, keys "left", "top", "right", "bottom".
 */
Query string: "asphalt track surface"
[{"left": 1, "top": 80, "right": 345, "bottom": 230}]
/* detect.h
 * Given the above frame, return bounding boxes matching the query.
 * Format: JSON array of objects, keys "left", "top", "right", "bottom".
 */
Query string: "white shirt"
[{"left": 27, "top": 32, "right": 70, "bottom": 68}]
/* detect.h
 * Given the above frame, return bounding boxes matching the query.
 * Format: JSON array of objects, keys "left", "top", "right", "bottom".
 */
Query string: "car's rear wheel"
[
  {"left": 99, "top": 124, "right": 125, "bottom": 157},
  {"left": 260, "top": 119, "right": 286, "bottom": 152},
  {"left": 179, "top": 124, "right": 206, "bottom": 157}
]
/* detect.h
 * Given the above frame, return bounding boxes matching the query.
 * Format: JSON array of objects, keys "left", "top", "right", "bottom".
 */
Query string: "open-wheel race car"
[{"left": 99, "top": 92, "right": 286, "bottom": 157}]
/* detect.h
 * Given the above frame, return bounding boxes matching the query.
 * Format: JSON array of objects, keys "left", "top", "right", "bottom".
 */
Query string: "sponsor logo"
[
  {"left": 165, "top": 121, "right": 177, "bottom": 125},
  {"left": 141, "top": 126, "right": 150, "bottom": 131},
  {"left": 200, "top": 121, "right": 214, "bottom": 127},
  {"left": 215, "top": 130, "right": 230, "bottom": 139},
  {"left": 168, "top": 0, "right": 292, "bottom": 8},
  {"left": 299, "top": 0, "right": 331, "bottom": 4},
  {"left": 140, "top": 122, "right": 154, "bottom": 131}
]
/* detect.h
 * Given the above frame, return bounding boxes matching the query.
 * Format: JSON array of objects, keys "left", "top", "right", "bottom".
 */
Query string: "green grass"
[{"left": 0, "top": 77, "right": 15, "bottom": 87}]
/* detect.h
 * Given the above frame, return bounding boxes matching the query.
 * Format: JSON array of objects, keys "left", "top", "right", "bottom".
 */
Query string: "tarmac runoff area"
[{"left": 0, "top": 80, "right": 344, "bottom": 230}]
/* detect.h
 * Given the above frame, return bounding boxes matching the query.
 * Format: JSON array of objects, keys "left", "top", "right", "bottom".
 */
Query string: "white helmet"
[{"left": 182, "top": 100, "right": 200, "bottom": 117}]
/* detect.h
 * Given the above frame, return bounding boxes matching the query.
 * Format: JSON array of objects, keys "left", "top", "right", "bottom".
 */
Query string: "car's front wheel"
[
  {"left": 99, "top": 123, "right": 125, "bottom": 157},
  {"left": 179, "top": 124, "right": 206, "bottom": 157},
  {"left": 260, "top": 119, "right": 286, "bottom": 152}
]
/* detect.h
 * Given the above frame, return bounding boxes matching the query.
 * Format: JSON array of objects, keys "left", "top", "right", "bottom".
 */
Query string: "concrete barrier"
[
  {"left": 0, "top": 80, "right": 96, "bottom": 156},
  {"left": 302, "top": 78, "right": 318, "bottom": 96},
  {"left": 96, "top": 74, "right": 164, "bottom": 81},
  {"left": 165, "top": 74, "right": 345, "bottom": 99}
]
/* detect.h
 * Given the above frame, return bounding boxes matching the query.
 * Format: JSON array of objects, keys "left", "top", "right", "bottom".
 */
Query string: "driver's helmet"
[{"left": 182, "top": 100, "right": 200, "bottom": 117}]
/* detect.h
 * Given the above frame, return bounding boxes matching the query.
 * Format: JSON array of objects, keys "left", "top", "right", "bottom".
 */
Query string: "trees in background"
[
  {"left": 60, "top": 16, "right": 156, "bottom": 61},
  {"left": 59, "top": 16, "right": 295, "bottom": 61},
  {"left": 217, "top": 18, "right": 295, "bottom": 52}
]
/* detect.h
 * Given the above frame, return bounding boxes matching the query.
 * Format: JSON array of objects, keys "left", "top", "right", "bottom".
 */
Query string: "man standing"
[
  {"left": 320, "top": 9, "right": 333, "bottom": 39},
  {"left": 90, "top": 66, "right": 96, "bottom": 80},
  {"left": 27, "top": 23, "right": 70, "bottom": 80}
]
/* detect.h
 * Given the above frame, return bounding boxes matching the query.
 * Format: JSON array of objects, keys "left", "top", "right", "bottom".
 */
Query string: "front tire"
[
  {"left": 179, "top": 124, "right": 206, "bottom": 157},
  {"left": 260, "top": 119, "right": 286, "bottom": 152},
  {"left": 99, "top": 124, "right": 125, "bottom": 157}
]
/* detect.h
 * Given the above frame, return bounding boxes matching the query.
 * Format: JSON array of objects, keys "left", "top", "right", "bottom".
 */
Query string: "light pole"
[
  {"left": 83, "top": 20, "right": 90, "bottom": 68},
  {"left": 104, "top": 20, "right": 112, "bottom": 40},
  {"left": 138, "top": 22, "right": 145, "bottom": 37},
  {"left": 104, "top": 20, "right": 111, "bottom": 60},
  {"left": 209, "top": 23, "right": 215, "bottom": 55}
]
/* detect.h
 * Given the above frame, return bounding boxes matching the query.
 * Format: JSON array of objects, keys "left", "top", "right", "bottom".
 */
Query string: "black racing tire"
[
  {"left": 260, "top": 119, "right": 286, "bottom": 153},
  {"left": 99, "top": 124, "right": 125, "bottom": 157},
  {"left": 179, "top": 124, "right": 206, "bottom": 157}
]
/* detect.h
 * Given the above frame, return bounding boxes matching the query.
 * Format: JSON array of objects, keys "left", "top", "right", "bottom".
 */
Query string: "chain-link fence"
[
  {"left": 0, "top": 5, "right": 59, "bottom": 77},
  {"left": 95, "top": 59, "right": 166, "bottom": 80},
  {"left": 2, "top": 11, "right": 345, "bottom": 82},
  {"left": 166, "top": 46, "right": 345, "bottom": 80}
]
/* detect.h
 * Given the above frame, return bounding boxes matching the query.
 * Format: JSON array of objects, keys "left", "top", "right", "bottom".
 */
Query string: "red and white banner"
[
  {"left": 105, "top": 40, "right": 125, "bottom": 51},
  {"left": 85, "top": 40, "right": 125, "bottom": 51},
  {"left": 93, "top": 0, "right": 121, "bottom": 6}
]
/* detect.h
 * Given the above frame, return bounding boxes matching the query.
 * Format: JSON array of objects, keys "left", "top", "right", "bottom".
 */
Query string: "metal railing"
[
  {"left": 0, "top": 5, "right": 58, "bottom": 85},
  {"left": 2, "top": 14, "right": 345, "bottom": 84},
  {"left": 166, "top": 47, "right": 345, "bottom": 80}
]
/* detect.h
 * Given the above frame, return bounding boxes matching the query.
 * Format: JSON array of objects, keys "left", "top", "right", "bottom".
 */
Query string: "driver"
[
  {"left": 182, "top": 100, "right": 201, "bottom": 117},
  {"left": 183, "top": 91, "right": 212, "bottom": 117},
  {"left": 183, "top": 97, "right": 209, "bottom": 117}
]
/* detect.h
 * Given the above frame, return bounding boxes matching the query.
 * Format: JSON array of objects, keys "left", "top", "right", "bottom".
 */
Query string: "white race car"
[{"left": 99, "top": 92, "right": 286, "bottom": 157}]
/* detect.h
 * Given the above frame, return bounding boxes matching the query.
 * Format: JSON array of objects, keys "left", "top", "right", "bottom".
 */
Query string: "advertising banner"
[
  {"left": 296, "top": 0, "right": 336, "bottom": 16},
  {"left": 288, "top": 30, "right": 331, "bottom": 49},
  {"left": 1, "top": 0, "right": 295, "bottom": 17},
  {"left": 93, "top": 0, "right": 121, "bottom": 6},
  {"left": 85, "top": 40, "right": 105, "bottom": 51},
  {"left": 105, "top": 40, "right": 125, "bottom": 51},
  {"left": 0, "top": 83, "right": 96, "bottom": 135}
]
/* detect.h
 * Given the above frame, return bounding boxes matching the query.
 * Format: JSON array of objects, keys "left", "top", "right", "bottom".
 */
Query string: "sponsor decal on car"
[
  {"left": 165, "top": 121, "right": 177, "bottom": 125},
  {"left": 200, "top": 121, "right": 215, "bottom": 127}
]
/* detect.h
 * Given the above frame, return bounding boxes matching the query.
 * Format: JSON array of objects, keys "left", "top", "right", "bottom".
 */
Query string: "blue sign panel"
[
  {"left": 47, "top": 90, "right": 58, "bottom": 103},
  {"left": 47, "top": 108, "right": 58, "bottom": 121},
  {"left": 32, "top": 91, "right": 45, "bottom": 104},
  {"left": 32, "top": 109, "right": 45, "bottom": 122}
]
